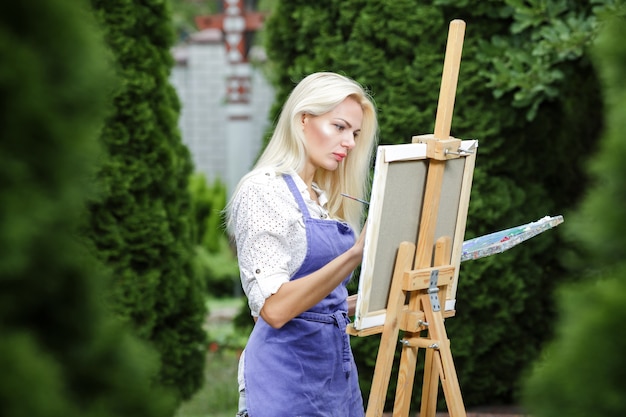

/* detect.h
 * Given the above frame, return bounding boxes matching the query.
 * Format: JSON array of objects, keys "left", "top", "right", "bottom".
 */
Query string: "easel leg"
[
  {"left": 420, "top": 347, "right": 439, "bottom": 417},
  {"left": 437, "top": 339, "right": 466, "bottom": 416},
  {"left": 420, "top": 236, "right": 451, "bottom": 417},
  {"left": 366, "top": 242, "right": 416, "bottom": 417},
  {"left": 393, "top": 340, "right": 418, "bottom": 417},
  {"left": 421, "top": 298, "right": 467, "bottom": 417}
]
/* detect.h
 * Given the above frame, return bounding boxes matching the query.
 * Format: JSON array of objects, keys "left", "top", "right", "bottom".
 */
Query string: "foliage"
[
  {"left": 189, "top": 173, "right": 227, "bottom": 252},
  {"left": 194, "top": 242, "right": 240, "bottom": 296},
  {"left": 460, "top": 0, "right": 625, "bottom": 120},
  {"left": 566, "top": 4, "right": 626, "bottom": 267},
  {"left": 523, "top": 274, "right": 626, "bottom": 417},
  {"left": 175, "top": 351, "right": 240, "bottom": 417},
  {"left": 523, "top": 10, "right": 626, "bottom": 417},
  {"left": 188, "top": 173, "right": 240, "bottom": 296},
  {"left": 264, "top": 0, "right": 605, "bottom": 409},
  {"left": 87, "top": 0, "right": 207, "bottom": 404},
  {"left": 170, "top": 0, "right": 218, "bottom": 42},
  {"left": 177, "top": 299, "right": 247, "bottom": 417},
  {"left": 0, "top": 0, "right": 175, "bottom": 416}
]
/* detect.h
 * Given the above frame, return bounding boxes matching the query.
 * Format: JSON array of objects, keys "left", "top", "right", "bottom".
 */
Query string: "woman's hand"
[
  {"left": 347, "top": 294, "right": 358, "bottom": 316},
  {"left": 260, "top": 221, "right": 369, "bottom": 329},
  {"left": 353, "top": 221, "right": 368, "bottom": 254}
]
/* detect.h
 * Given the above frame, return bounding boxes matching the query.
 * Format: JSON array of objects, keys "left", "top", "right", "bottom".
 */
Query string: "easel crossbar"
[
  {"left": 403, "top": 265, "right": 455, "bottom": 291},
  {"left": 346, "top": 307, "right": 456, "bottom": 337}
]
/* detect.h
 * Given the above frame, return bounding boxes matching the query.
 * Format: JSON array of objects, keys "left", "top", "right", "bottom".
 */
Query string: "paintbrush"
[{"left": 341, "top": 193, "right": 370, "bottom": 206}]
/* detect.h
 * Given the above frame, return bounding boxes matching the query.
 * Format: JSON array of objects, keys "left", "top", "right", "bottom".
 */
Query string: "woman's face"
[{"left": 301, "top": 97, "right": 363, "bottom": 174}]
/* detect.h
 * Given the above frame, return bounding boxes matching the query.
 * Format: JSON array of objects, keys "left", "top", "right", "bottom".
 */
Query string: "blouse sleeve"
[{"left": 231, "top": 176, "right": 299, "bottom": 317}]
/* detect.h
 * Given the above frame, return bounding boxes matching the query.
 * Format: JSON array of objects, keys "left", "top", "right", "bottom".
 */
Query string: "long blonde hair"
[{"left": 227, "top": 72, "right": 378, "bottom": 232}]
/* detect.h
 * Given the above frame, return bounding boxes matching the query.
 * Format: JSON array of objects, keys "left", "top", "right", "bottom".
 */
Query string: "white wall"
[{"left": 170, "top": 29, "right": 274, "bottom": 194}]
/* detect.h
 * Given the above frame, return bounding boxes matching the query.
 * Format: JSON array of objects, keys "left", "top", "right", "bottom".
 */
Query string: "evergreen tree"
[
  {"left": 263, "top": 0, "right": 605, "bottom": 408},
  {"left": 0, "top": 1, "right": 175, "bottom": 416},
  {"left": 523, "top": 8, "right": 626, "bottom": 417},
  {"left": 87, "top": 0, "right": 206, "bottom": 402},
  {"left": 188, "top": 173, "right": 239, "bottom": 297}
]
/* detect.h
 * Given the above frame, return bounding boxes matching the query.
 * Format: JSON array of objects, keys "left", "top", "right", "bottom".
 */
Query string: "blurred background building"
[{"left": 170, "top": 0, "right": 274, "bottom": 194}]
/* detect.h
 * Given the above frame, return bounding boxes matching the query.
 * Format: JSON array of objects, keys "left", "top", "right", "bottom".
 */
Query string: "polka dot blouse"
[{"left": 231, "top": 169, "right": 332, "bottom": 317}]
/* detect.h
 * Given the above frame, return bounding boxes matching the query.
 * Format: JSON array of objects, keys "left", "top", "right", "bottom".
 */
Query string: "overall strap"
[{"left": 283, "top": 174, "right": 311, "bottom": 220}]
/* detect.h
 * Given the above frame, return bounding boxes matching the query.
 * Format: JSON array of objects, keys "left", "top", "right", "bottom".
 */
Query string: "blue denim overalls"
[{"left": 243, "top": 174, "right": 364, "bottom": 417}]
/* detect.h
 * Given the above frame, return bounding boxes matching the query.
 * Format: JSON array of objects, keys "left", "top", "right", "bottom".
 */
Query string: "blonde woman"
[{"left": 227, "top": 72, "right": 378, "bottom": 417}]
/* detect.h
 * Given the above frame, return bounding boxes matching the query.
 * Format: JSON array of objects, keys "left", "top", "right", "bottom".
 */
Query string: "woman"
[{"left": 227, "top": 72, "right": 378, "bottom": 417}]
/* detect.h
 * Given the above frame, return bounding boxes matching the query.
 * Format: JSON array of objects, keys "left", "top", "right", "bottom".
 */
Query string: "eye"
[{"left": 334, "top": 124, "right": 346, "bottom": 132}]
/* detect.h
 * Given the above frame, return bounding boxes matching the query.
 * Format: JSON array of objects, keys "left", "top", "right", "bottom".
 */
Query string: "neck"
[{"left": 297, "top": 165, "right": 316, "bottom": 190}]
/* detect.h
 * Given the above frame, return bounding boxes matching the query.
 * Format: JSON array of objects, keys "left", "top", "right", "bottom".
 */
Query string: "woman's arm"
[
  {"left": 347, "top": 294, "right": 357, "bottom": 317},
  {"left": 260, "top": 224, "right": 367, "bottom": 328}
]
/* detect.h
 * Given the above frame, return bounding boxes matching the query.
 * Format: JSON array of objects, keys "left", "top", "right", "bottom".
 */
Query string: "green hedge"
[
  {"left": 86, "top": 0, "right": 207, "bottom": 403},
  {"left": 188, "top": 173, "right": 240, "bottom": 297},
  {"left": 262, "top": 0, "right": 606, "bottom": 409},
  {"left": 0, "top": 1, "right": 175, "bottom": 416},
  {"left": 523, "top": 9, "right": 626, "bottom": 417}
]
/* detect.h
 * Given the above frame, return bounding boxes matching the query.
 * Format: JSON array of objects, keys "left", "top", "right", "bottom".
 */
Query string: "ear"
[{"left": 301, "top": 113, "right": 308, "bottom": 126}]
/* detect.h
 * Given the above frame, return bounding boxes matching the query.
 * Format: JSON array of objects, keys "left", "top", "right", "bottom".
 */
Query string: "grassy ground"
[
  {"left": 175, "top": 350, "right": 240, "bottom": 417},
  {"left": 175, "top": 297, "right": 247, "bottom": 417}
]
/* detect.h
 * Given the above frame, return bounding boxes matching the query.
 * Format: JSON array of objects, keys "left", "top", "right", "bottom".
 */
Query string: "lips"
[{"left": 333, "top": 153, "right": 347, "bottom": 162}]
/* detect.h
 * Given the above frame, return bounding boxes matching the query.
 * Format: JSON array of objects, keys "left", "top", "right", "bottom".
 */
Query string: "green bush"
[
  {"left": 193, "top": 242, "right": 240, "bottom": 296},
  {"left": 86, "top": 0, "right": 207, "bottom": 403},
  {"left": 0, "top": 1, "right": 175, "bottom": 416},
  {"left": 188, "top": 173, "right": 240, "bottom": 297},
  {"left": 523, "top": 10, "right": 626, "bottom": 417},
  {"left": 189, "top": 174, "right": 227, "bottom": 251}
]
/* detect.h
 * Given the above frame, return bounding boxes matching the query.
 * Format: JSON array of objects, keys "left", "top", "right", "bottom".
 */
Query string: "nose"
[{"left": 342, "top": 132, "right": 356, "bottom": 150}]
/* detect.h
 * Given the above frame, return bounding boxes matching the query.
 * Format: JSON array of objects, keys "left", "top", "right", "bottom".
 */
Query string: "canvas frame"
[{"left": 353, "top": 138, "right": 477, "bottom": 331}]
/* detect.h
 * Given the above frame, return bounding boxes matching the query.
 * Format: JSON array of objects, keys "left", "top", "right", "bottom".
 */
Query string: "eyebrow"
[{"left": 336, "top": 118, "right": 360, "bottom": 131}]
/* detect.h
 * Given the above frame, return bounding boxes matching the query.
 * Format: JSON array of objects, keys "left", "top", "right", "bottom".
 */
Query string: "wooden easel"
[{"left": 348, "top": 20, "right": 468, "bottom": 417}]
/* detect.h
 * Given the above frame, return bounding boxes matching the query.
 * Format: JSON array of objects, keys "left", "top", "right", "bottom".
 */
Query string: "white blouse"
[{"left": 230, "top": 169, "right": 332, "bottom": 317}]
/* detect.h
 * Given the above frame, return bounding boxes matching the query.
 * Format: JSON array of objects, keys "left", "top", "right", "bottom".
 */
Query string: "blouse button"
[{"left": 255, "top": 269, "right": 261, "bottom": 274}]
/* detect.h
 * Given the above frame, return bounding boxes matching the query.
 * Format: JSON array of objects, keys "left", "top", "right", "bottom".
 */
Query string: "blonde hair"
[{"left": 227, "top": 72, "right": 378, "bottom": 232}]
